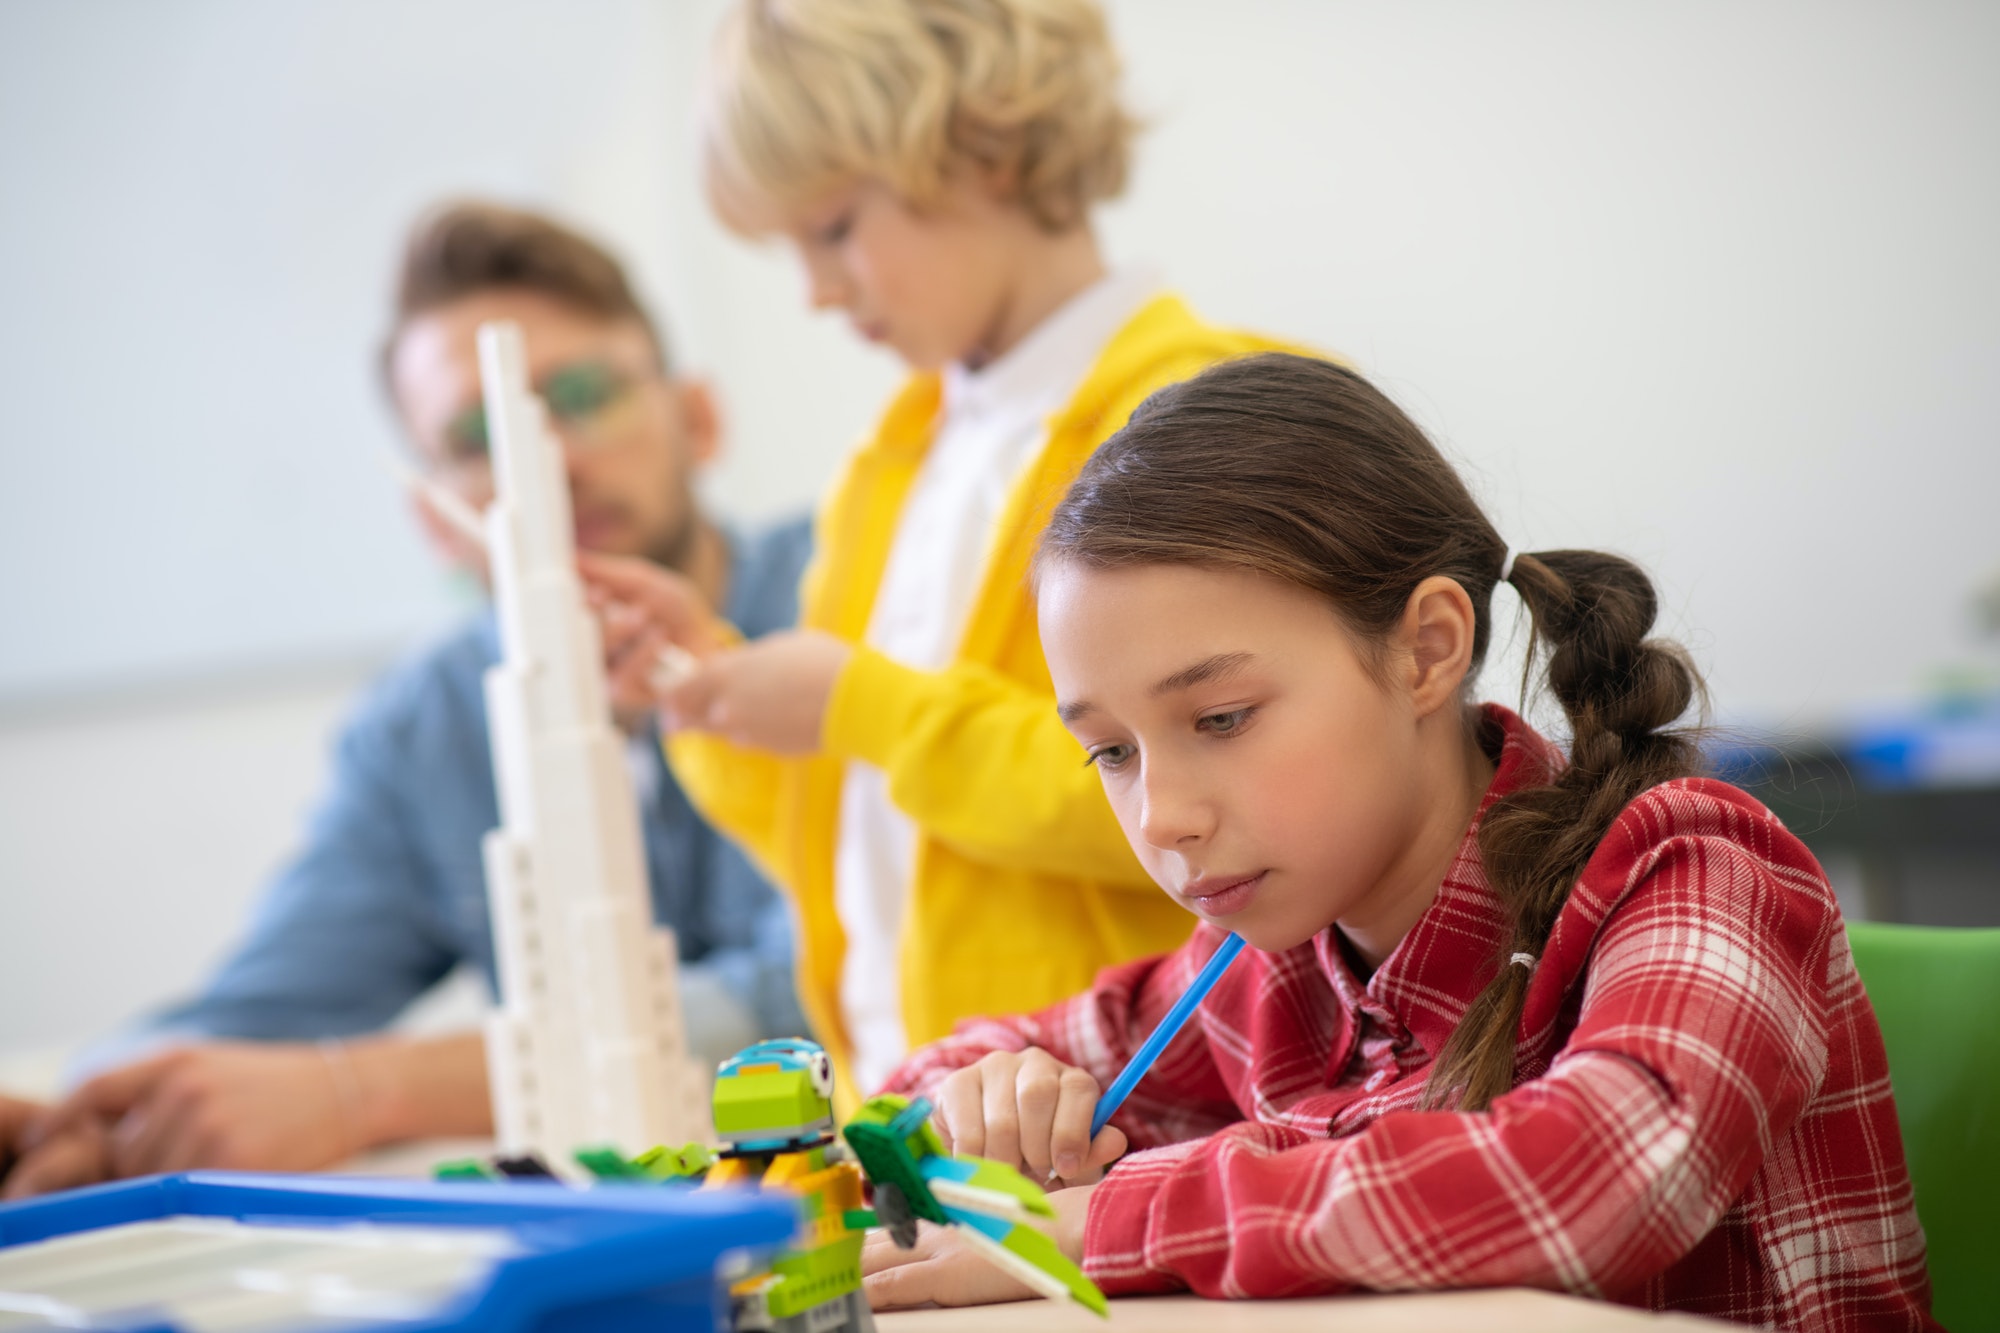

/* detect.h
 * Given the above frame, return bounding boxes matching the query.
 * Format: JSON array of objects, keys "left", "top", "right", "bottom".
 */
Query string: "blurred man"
[{"left": 2, "top": 203, "right": 810, "bottom": 1195}]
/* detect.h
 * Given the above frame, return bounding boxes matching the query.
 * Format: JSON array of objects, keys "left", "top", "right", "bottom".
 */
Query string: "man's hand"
[
  {"left": 32, "top": 1032, "right": 492, "bottom": 1180},
  {"left": 0, "top": 1092, "right": 114, "bottom": 1199},
  {"left": 37, "top": 1044, "right": 359, "bottom": 1177},
  {"left": 862, "top": 1182, "right": 1096, "bottom": 1311},
  {"left": 657, "top": 630, "right": 853, "bottom": 754}
]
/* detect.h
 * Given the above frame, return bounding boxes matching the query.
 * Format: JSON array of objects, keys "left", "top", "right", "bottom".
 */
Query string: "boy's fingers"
[
  {"left": 608, "top": 626, "right": 667, "bottom": 693},
  {"left": 657, "top": 661, "right": 724, "bottom": 733},
  {"left": 601, "top": 617, "right": 651, "bottom": 675},
  {"left": 576, "top": 555, "right": 707, "bottom": 633},
  {"left": 574, "top": 551, "right": 650, "bottom": 587}
]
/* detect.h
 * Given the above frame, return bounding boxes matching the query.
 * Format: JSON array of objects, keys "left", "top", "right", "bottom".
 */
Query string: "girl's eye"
[
  {"left": 1084, "top": 743, "right": 1133, "bottom": 771},
  {"left": 1199, "top": 707, "right": 1255, "bottom": 737}
]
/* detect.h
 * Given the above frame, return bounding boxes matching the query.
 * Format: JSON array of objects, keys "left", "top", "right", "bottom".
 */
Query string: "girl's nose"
[{"left": 1136, "top": 764, "right": 1215, "bottom": 850}]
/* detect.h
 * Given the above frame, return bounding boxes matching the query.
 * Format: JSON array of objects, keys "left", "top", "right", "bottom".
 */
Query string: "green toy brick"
[
  {"left": 841, "top": 1123, "right": 949, "bottom": 1226},
  {"left": 999, "top": 1224, "right": 1108, "bottom": 1317},
  {"left": 712, "top": 1071, "right": 830, "bottom": 1140},
  {"left": 634, "top": 1142, "right": 717, "bottom": 1180},
  {"left": 954, "top": 1154, "right": 1056, "bottom": 1218},
  {"left": 574, "top": 1145, "right": 649, "bottom": 1182},
  {"left": 765, "top": 1235, "right": 864, "bottom": 1318}
]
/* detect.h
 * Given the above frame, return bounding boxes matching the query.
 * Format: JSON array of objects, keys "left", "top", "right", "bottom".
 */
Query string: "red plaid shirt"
[{"left": 883, "top": 705, "right": 1934, "bottom": 1330}]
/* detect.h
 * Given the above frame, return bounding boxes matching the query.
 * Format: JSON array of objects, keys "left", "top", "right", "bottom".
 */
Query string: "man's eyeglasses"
[{"left": 443, "top": 359, "right": 654, "bottom": 463}]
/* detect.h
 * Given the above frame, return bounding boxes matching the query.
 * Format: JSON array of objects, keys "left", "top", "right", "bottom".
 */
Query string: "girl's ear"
[{"left": 1399, "top": 575, "right": 1478, "bottom": 719}]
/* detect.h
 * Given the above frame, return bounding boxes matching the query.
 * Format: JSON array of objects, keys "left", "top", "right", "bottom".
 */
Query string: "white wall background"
[{"left": 2, "top": 0, "right": 1995, "bottom": 1054}]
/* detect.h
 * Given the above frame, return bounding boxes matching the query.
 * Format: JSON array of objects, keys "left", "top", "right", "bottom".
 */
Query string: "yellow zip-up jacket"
[{"left": 669, "top": 294, "right": 1297, "bottom": 1095}]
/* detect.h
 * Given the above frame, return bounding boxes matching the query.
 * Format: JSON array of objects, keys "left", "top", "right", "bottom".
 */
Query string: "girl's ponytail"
[{"left": 1422, "top": 550, "right": 1704, "bottom": 1111}]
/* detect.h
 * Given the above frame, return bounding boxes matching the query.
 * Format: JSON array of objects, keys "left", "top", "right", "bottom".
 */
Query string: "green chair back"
[{"left": 1846, "top": 921, "right": 2000, "bottom": 1333}]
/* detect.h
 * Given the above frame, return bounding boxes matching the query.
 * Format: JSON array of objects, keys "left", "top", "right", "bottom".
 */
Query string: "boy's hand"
[
  {"left": 656, "top": 630, "right": 852, "bottom": 754},
  {"left": 577, "top": 552, "right": 723, "bottom": 717},
  {"left": 935, "top": 1049, "right": 1128, "bottom": 1186},
  {"left": 577, "top": 551, "right": 855, "bottom": 751},
  {"left": 861, "top": 1181, "right": 1095, "bottom": 1310}
]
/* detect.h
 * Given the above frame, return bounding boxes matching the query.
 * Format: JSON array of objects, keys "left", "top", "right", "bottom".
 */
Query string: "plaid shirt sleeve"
[
  {"left": 880, "top": 925, "right": 1248, "bottom": 1151},
  {"left": 1081, "top": 824, "right": 1848, "bottom": 1301}
]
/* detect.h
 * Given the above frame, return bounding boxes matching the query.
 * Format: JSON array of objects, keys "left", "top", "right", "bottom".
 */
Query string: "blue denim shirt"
[{"left": 135, "top": 518, "right": 813, "bottom": 1053}]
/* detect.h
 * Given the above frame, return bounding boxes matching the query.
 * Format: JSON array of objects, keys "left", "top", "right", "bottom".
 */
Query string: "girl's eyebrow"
[
  {"left": 1150, "top": 651, "right": 1254, "bottom": 697},
  {"left": 1057, "top": 652, "right": 1257, "bottom": 726}
]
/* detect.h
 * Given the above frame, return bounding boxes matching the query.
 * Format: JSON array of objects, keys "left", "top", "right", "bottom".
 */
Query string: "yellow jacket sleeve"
[
  {"left": 820, "top": 645, "right": 1152, "bottom": 889},
  {"left": 662, "top": 727, "right": 796, "bottom": 884}
]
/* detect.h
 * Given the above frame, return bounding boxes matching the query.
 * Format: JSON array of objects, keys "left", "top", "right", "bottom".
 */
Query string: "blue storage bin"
[{"left": 0, "top": 1171, "right": 799, "bottom": 1333}]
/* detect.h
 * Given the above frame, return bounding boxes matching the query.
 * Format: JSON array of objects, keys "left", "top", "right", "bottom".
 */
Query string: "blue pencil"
[{"left": 1090, "top": 932, "right": 1248, "bottom": 1138}]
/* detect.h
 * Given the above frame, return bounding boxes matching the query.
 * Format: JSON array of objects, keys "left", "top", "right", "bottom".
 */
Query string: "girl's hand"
[
  {"left": 935, "top": 1049, "right": 1128, "bottom": 1186},
  {"left": 861, "top": 1181, "right": 1095, "bottom": 1311},
  {"left": 656, "top": 630, "right": 852, "bottom": 754}
]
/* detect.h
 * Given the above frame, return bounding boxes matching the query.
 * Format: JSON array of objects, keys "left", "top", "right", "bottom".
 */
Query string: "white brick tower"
[{"left": 475, "top": 320, "right": 706, "bottom": 1166}]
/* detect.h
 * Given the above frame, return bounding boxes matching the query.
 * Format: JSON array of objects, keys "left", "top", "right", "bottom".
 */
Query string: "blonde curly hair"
[{"left": 700, "top": 0, "right": 1137, "bottom": 234}]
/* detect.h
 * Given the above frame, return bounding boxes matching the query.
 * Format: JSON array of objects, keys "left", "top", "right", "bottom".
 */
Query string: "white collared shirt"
[{"left": 834, "top": 268, "right": 1162, "bottom": 1092}]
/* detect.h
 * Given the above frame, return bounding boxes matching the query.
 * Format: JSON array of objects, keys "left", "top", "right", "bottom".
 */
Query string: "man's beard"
[{"left": 642, "top": 499, "right": 701, "bottom": 574}]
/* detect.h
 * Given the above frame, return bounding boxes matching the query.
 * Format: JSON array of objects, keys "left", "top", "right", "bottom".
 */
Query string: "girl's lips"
[{"left": 1182, "top": 871, "right": 1265, "bottom": 918}]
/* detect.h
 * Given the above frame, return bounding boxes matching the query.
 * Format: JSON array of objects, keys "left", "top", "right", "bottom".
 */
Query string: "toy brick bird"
[{"left": 841, "top": 1093, "right": 1107, "bottom": 1317}]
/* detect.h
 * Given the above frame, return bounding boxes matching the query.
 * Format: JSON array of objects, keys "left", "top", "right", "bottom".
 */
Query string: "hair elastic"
[
  {"left": 1508, "top": 951, "right": 1537, "bottom": 971},
  {"left": 1498, "top": 546, "right": 1520, "bottom": 584}
]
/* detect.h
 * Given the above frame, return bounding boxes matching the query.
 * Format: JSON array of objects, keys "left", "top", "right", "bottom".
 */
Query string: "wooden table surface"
[{"left": 877, "top": 1291, "right": 1725, "bottom": 1332}]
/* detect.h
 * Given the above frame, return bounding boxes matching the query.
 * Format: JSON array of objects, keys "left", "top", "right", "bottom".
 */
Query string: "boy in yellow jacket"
[{"left": 587, "top": 0, "right": 1299, "bottom": 1103}]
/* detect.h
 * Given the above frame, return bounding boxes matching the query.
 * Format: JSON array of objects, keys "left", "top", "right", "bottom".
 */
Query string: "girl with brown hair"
[{"left": 867, "top": 354, "right": 1934, "bottom": 1329}]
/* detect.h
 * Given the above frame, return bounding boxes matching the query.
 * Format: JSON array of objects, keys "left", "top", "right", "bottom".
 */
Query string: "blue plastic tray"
[{"left": 0, "top": 1171, "right": 799, "bottom": 1333}]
